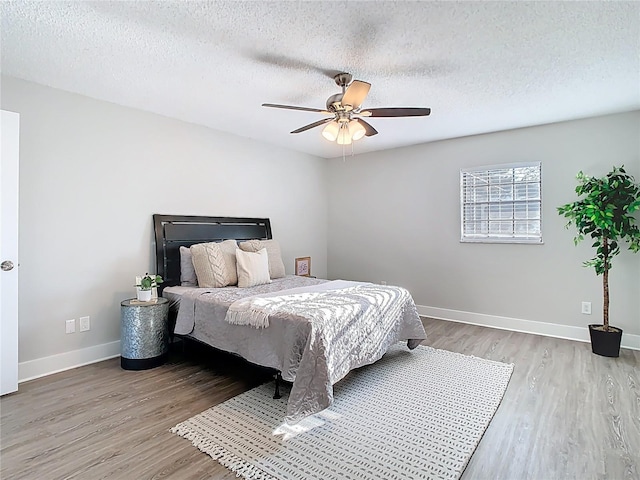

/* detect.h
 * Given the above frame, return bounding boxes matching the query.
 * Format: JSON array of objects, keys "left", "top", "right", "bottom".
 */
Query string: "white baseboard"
[
  {"left": 417, "top": 305, "right": 640, "bottom": 351},
  {"left": 18, "top": 341, "right": 121, "bottom": 383},
  {"left": 16, "top": 306, "right": 640, "bottom": 383}
]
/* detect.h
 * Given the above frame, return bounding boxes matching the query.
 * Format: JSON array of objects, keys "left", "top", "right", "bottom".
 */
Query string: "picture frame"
[{"left": 295, "top": 257, "right": 311, "bottom": 277}]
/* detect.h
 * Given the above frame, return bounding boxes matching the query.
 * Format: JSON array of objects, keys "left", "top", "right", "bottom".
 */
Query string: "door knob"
[{"left": 1, "top": 260, "right": 14, "bottom": 271}]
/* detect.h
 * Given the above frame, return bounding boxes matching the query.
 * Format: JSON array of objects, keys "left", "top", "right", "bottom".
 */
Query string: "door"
[{"left": 1, "top": 110, "right": 19, "bottom": 395}]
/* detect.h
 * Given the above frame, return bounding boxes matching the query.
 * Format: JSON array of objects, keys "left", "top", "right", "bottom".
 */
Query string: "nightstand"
[{"left": 120, "top": 297, "right": 169, "bottom": 370}]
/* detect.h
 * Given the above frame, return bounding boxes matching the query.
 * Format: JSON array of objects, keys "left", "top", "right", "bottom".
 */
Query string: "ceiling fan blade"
[
  {"left": 290, "top": 118, "right": 334, "bottom": 134},
  {"left": 360, "top": 107, "right": 431, "bottom": 117},
  {"left": 358, "top": 119, "right": 378, "bottom": 137},
  {"left": 341, "top": 80, "right": 371, "bottom": 110},
  {"left": 262, "top": 103, "right": 331, "bottom": 114}
]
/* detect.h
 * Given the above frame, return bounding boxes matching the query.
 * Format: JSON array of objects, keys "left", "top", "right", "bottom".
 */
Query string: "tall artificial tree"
[{"left": 558, "top": 166, "right": 640, "bottom": 331}]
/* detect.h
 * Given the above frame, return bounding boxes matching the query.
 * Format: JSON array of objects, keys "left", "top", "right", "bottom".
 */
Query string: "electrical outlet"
[
  {"left": 65, "top": 319, "right": 76, "bottom": 334},
  {"left": 581, "top": 302, "right": 592, "bottom": 315},
  {"left": 79, "top": 316, "right": 90, "bottom": 332}
]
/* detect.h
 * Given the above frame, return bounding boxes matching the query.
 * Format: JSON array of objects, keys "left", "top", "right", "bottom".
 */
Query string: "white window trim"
[{"left": 460, "top": 161, "right": 543, "bottom": 244}]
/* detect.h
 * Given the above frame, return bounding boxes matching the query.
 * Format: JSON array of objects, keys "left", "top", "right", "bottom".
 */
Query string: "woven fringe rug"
[{"left": 172, "top": 344, "right": 514, "bottom": 480}]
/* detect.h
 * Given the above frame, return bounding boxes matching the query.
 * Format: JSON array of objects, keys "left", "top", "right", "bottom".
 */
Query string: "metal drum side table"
[{"left": 120, "top": 297, "right": 169, "bottom": 370}]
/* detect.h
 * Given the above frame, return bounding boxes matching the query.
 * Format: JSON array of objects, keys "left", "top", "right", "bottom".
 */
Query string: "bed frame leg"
[{"left": 273, "top": 372, "right": 282, "bottom": 399}]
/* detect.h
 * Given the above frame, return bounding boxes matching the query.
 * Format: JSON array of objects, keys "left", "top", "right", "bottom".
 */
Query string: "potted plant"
[
  {"left": 557, "top": 166, "right": 640, "bottom": 357},
  {"left": 135, "top": 273, "right": 163, "bottom": 302}
]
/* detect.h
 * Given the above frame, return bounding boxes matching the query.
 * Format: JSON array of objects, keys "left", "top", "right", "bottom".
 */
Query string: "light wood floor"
[{"left": 1, "top": 318, "right": 639, "bottom": 480}]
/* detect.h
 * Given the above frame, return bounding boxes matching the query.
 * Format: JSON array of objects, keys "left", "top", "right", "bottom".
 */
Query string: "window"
[{"left": 460, "top": 162, "right": 542, "bottom": 243}]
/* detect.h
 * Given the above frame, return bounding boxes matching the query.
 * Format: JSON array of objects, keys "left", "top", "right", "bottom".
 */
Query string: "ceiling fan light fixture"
[
  {"left": 348, "top": 119, "right": 366, "bottom": 141},
  {"left": 336, "top": 124, "right": 352, "bottom": 145},
  {"left": 322, "top": 121, "right": 340, "bottom": 141}
]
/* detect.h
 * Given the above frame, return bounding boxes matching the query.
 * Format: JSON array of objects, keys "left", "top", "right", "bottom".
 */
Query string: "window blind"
[{"left": 460, "top": 162, "right": 542, "bottom": 243}]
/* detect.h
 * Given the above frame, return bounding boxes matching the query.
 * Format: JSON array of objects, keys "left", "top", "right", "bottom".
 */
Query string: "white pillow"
[
  {"left": 236, "top": 248, "right": 271, "bottom": 288},
  {"left": 190, "top": 240, "right": 238, "bottom": 288},
  {"left": 239, "top": 239, "right": 286, "bottom": 279}
]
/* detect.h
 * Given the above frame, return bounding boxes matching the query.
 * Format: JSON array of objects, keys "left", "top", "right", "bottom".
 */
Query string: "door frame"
[{"left": 1, "top": 109, "right": 20, "bottom": 396}]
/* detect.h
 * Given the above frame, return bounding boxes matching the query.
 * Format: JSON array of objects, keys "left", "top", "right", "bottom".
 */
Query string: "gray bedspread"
[{"left": 164, "top": 276, "right": 426, "bottom": 423}]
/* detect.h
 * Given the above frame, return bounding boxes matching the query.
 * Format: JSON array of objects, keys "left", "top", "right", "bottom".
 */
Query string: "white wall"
[
  {"left": 327, "top": 112, "right": 640, "bottom": 343},
  {"left": 1, "top": 76, "right": 328, "bottom": 373},
  {"left": 3, "top": 73, "right": 638, "bottom": 379}
]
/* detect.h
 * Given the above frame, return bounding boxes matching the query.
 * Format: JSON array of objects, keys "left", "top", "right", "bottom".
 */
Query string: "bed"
[{"left": 153, "top": 214, "right": 427, "bottom": 423}]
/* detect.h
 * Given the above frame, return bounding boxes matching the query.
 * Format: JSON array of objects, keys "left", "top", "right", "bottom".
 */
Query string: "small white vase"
[{"left": 137, "top": 289, "right": 152, "bottom": 302}]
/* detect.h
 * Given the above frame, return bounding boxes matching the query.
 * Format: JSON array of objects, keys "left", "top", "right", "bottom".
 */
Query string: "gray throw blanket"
[
  {"left": 225, "top": 280, "right": 426, "bottom": 423},
  {"left": 225, "top": 280, "right": 366, "bottom": 328}
]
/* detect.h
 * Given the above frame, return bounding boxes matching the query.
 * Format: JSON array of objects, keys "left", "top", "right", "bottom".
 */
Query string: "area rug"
[{"left": 171, "top": 344, "right": 514, "bottom": 480}]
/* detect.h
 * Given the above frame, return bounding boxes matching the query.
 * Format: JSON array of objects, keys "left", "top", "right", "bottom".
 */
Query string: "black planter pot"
[{"left": 588, "top": 324, "right": 623, "bottom": 357}]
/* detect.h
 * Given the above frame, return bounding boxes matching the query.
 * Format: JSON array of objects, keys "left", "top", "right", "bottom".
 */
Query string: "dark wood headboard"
[{"left": 153, "top": 215, "right": 272, "bottom": 290}]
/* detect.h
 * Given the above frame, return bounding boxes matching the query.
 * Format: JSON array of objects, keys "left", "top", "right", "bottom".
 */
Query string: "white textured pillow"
[
  {"left": 239, "top": 239, "right": 286, "bottom": 279},
  {"left": 179, "top": 246, "right": 198, "bottom": 286},
  {"left": 190, "top": 240, "right": 238, "bottom": 288},
  {"left": 236, "top": 248, "right": 271, "bottom": 288}
]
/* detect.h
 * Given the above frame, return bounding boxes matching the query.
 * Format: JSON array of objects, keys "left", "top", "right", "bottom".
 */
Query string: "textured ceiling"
[{"left": 1, "top": 1, "right": 639, "bottom": 159}]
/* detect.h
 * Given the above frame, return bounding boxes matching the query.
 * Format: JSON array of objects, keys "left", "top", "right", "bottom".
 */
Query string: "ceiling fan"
[{"left": 262, "top": 73, "right": 431, "bottom": 145}]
